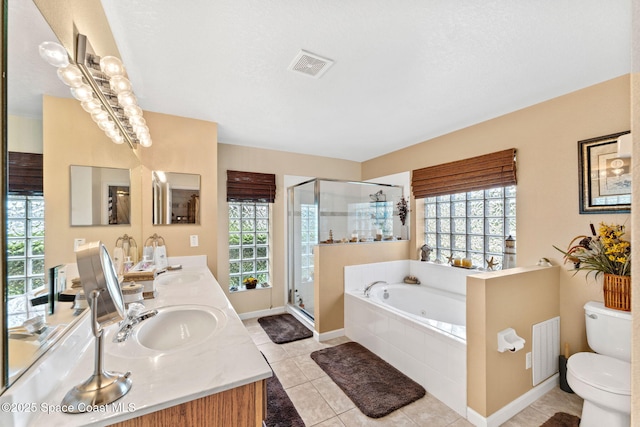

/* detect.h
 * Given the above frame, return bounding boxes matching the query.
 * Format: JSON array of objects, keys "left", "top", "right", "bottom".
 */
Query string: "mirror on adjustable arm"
[
  {"left": 70, "top": 165, "right": 131, "bottom": 226},
  {"left": 152, "top": 171, "right": 200, "bottom": 225}
]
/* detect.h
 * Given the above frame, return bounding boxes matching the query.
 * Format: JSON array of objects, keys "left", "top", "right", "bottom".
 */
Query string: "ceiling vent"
[{"left": 289, "top": 50, "right": 334, "bottom": 78}]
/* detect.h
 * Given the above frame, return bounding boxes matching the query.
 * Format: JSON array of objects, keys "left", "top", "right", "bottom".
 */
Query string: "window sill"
[{"left": 229, "top": 284, "right": 272, "bottom": 293}]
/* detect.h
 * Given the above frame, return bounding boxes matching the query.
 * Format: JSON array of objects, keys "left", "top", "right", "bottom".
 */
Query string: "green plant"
[{"left": 554, "top": 223, "right": 631, "bottom": 278}]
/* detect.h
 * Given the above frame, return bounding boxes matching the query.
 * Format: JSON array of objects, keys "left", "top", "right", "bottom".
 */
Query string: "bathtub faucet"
[{"left": 364, "top": 280, "right": 388, "bottom": 298}]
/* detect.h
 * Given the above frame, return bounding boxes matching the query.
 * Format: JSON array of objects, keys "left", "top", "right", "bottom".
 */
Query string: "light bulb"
[
  {"left": 38, "top": 41, "right": 69, "bottom": 68},
  {"left": 109, "top": 75, "right": 132, "bottom": 94},
  {"left": 56, "top": 64, "right": 83, "bottom": 87},
  {"left": 128, "top": 116, "right": 145, "bottom": 127},
  {"left": 81, "top": 99, "right": 103, "bottom": 114},
  {"left": 91, "top": 110, "right": 109, "bottom": 123},
  {"left": 139, "top": 134, "right": 152, "bottom": 147},
  {"left": 97, "top": 119, "right": 116, "bottom": 132},
  {"left": 111, "top": 133, "right": 125, "bottom": 144},
  {"left": 123, "top": 105, "right": 142, "bottom": 118},
  {"left": 100, "top": 56, "right": 125, "bottom": 77},
  {"left": 70, "top": 84, "right": 94, "bottom": 102},
  {"left": 133, "top": 124, "right": 149, "bottom": 136},
  {"left": 117, "top": 91, "right": 137, "bottom": 108}
]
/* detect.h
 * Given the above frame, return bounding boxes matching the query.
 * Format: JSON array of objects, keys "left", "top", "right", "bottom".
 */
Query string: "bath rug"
[
  {"left": 540, "top": 412, "right": 580, "bottom": 427},
  {"left": 265, "top": 369, "right": 305, "bottom": 427},
  {"left": 310, "top": 341, "right": 425, "bottom": 418},
  {"left": 258, "top": 313, "right": 313, "bottom": 344}
]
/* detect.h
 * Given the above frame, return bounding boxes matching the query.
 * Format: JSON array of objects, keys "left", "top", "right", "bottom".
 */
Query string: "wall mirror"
[
  {"left": 70, "top": 165, "right": 131, "bottom": 226},
  {"left": 152, "top": 171, "right": 201, "bottom": 225},
  {"left": 3, "top": 1, "right": 143, "bottom": 390}
]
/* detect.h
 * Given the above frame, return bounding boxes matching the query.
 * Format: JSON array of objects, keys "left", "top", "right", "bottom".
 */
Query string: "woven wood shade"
[
  {"left": 227, "top": 170, "right": 276, "bottom": 203},
  {"left": 412, "top": 148, "right": 516, "bottom": 199},
  {"left": 8, "top": 151, "right": 43, "bottom": 196}
]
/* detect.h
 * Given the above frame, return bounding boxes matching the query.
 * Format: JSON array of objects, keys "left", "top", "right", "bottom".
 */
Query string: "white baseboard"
[
  {"left": 237, "top": 306, "right": 285, "bottom": 320},
  {"left": 466, "top": 374, "right": 559, "bottom": 427},
  {"left": 317, "top": 328, "right": 345, "bottom": 342}
]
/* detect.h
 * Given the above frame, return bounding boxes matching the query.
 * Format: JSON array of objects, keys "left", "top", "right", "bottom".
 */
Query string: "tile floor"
[{"left": 243, "top": 318, "right": 584, "bottom": 427}]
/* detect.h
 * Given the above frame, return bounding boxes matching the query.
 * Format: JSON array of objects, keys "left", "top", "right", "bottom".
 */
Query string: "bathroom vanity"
[{"left": 0, "top": 257, "right": 271, "bottom": 427}]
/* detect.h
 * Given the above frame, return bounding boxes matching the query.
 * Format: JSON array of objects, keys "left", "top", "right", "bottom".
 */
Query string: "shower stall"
[{"left": 287, "top": 179, "right": 404, "bottom": 321}]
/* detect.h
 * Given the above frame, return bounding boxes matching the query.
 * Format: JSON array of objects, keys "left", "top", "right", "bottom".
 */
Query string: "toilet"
[{"left": 566, "top": 301, "right": 631, "bottom": 427}]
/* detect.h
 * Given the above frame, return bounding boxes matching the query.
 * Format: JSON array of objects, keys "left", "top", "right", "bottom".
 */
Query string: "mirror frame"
[{"left": 1, "top": 0, "right": 7, "bottom": 392}]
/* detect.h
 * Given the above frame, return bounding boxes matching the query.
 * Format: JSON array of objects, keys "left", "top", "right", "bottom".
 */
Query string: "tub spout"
[{"left": 364, "top": 280, "right": 388, "bottom": 297}]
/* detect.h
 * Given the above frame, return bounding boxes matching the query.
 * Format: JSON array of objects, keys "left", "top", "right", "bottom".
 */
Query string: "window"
[
  {"left": 229, "top": 202, "right": 270, "bottom": 291},
  {"left": 423, "top": 186, "right": 516, "bottom": 269},
  {"left": 7, "top": 195, "right": 46, "bottom": 327},
  {"left": 299, "top": 204, "right": 318, "bottom": 283}
]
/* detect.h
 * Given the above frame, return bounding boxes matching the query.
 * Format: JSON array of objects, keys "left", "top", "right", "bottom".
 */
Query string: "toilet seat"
[{"left": 567, "top": 352, "right": 630, "bottom": 395}]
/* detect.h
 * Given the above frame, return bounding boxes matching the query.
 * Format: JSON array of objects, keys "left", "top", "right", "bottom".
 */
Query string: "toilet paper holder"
[{"left": 497, "top": 328, "right": 526, "bottom": 352}]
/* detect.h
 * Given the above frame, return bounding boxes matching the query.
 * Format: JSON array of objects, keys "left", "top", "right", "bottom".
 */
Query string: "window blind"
[
  {"left": 8, "top": 151, "right": 43, "bottom": 196},
  {"left": 412, "top": 148, "right": 516, "bottom": 199},
  {"left": 226, "top": 170, "right": 276, "bottom": 203}
]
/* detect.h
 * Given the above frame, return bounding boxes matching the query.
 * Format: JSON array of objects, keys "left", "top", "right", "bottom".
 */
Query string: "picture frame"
[{"left": 578, "top": 131, "right": 631, "bottom": 214}]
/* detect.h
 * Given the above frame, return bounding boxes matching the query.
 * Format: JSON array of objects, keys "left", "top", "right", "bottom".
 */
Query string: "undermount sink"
[
  {"left": 155, "top": 272, "right": 203, "bottom": 286},
  {"left": 135, "top": 305, "right": 227, "bottom": 351}
]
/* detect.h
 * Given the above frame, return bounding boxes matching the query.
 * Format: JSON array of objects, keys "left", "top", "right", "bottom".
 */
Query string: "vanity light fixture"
[{"left": 39, "top": 35, "right": 152, "bottom": 148}]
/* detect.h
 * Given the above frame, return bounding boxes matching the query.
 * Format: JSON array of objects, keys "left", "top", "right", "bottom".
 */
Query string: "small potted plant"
[{"left": 243, "top": 276, "right": 258, "bottom": 290}]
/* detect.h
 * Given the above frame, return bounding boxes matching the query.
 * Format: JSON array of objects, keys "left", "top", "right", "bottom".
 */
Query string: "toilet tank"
[{"left": 584, "top": 301, "right": 632, "bottom": 362}]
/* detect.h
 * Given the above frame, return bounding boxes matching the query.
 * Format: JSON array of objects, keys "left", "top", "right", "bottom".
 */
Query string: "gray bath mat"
[
  {"left": 258, "top": 313, "right": 313, "bottom": 344},
  {"left": 310, "top": 342, "right": 425, "bottom": 418},
  {"left": 265, "top": 368, "right": 305, "bottom": 426},
  {"left": 540, "top": 412, "right": 580, "bottom": 427}
]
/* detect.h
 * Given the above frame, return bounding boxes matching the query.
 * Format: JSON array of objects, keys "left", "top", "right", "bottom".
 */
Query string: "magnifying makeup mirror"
[{"left": 61, "top": 241, "right": 132, "bottom": 413}]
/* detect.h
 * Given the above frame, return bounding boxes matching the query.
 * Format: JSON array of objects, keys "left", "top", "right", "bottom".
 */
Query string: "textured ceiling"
[{"left": 10, "top": 1, "right": 633, "bottom": 161}]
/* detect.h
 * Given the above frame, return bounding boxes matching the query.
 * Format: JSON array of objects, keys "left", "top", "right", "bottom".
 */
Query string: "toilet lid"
[{"left": 567, "top": 352, "right": 630, "bottom": 395}]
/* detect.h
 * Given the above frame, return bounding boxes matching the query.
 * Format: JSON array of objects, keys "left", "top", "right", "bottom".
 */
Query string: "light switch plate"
[
  {"left": 526, "top": 352, "right": 532, "bottom": 370},
  {"left": 190, "top": 235, "right": 199, "bottom": 247}
]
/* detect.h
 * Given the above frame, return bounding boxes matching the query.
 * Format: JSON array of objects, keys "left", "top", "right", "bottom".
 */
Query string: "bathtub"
[
  {"left": 367, "top": 283, "right": 466, "bottom": 342},
  {"left": 344, "top": 279, "right": 468, "bottom": 416}
]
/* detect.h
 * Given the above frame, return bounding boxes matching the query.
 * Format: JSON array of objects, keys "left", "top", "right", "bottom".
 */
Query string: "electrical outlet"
[
  {"left": 74, "top": 238, "right": 86, "bottom": 252},
  {"left": 190, "top": 235, "right": 199, "bottom": 247},
  {"left": 526, "top": 352, "right": 532, "bottom": 370}
]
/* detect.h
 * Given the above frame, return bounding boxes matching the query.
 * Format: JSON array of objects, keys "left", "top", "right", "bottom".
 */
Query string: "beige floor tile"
[
  {"left": 447, "top": 418, "right": 475, "bottom": 427},
  {"left": 270, "top": 357, "right": 309, "bottom": 389},
  {"left": 292, "top": 353, "right": 328, "bottom": 381},
  {"left": 500, "top": 407, "right": 550, "bottom": 427},
  {"left": 338, "top": 407, "right": 418, "bottom": 426},
  {"left": 529, "top": 386, "right": 583, "bottom": 418},
  {"left": 282, "top": 336, "right": 329, "bottom": 357},
  {"left": 312, "top": 376, "right": 356, "bottom": 414},
  {"left": 257, "top": 341, "right": 289, "bottom": 363},
  {"left": 313, "top": 416, "right": 346, "bottom": 427},
  {"left": 287, "top": 381, "right": 337, "bottom": 426},
  {"left": 399, "top": 394, "right": 461, "bottom": 427}
]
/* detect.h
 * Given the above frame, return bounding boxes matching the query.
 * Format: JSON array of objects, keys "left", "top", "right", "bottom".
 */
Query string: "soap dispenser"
[{"left": 123, "top": 256, "right": 133, "bottom": 273}]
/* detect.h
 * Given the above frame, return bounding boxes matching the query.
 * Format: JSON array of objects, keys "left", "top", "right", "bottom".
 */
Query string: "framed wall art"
[{"left": 578, "top": 131, "right": 631, "bottom": 214}]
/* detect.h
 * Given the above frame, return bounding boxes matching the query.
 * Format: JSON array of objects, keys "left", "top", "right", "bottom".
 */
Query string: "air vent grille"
[{"left": 289, "top": 50, "right": 333, "bottom": 78}]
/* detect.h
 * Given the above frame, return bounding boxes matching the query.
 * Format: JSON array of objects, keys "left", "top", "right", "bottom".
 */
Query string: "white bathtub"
[
  {"left": 344, "top": 261, "right": 472, "bottom": 417},
  {"left": 368, "top": 283, "right": 466, "bottom": 342}
]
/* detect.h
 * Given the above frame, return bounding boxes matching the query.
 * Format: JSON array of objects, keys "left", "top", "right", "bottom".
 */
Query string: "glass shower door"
[{"left": 289, "top": 181, "right": 317, "bottom": 320}]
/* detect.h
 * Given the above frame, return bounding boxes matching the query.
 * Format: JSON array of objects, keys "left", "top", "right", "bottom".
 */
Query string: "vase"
[
  {"left": 400, "top": 225, "right": 408, "bottom": 240},
  {"left": 603, "top": 273, "right": 631, "bottom": 311}
]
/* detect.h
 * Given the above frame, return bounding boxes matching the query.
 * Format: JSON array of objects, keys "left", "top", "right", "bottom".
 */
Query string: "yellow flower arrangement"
[{"left": 554, "top": 223, "right": 631, "bottom": 278}]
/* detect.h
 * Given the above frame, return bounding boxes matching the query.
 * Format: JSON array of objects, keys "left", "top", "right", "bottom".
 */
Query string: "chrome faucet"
[
  {"left": 113, "top": 306, "right": 158, "bottom": 343},
  {"left": 364, "top": 280, "right": 388, "bottom": 297}
]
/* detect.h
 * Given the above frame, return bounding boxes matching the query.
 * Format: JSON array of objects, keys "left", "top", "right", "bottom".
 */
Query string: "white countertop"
[{"left": 0, "top": 263, "right": 272, "bottom": 426}]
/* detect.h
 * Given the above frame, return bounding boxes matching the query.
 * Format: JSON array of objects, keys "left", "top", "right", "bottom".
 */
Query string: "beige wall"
[
  {"left": 217, "top": 143, "right": 361, "bottom": 314},
  {"left": 467, "top": 266, "right": 560, "bottom": 417},
  {"left": 314, "top": 241, "right": 410, "bottom": 333},
  {"left": 8, "top": 116, "right": 43, "bottom": 153},
  {"left": 43, "top": 96, "right": 142, "bottom": 271},
  {"left": 362, "top": 76, "right": 631, "bottom": 357},
  {"left": 43, "top": 96, "right": 218, "bottom": 274},
  {"left": 138, "top": 111, "right": 218, "bottom": 274}
]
